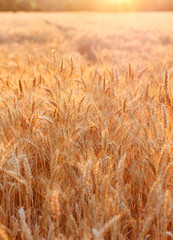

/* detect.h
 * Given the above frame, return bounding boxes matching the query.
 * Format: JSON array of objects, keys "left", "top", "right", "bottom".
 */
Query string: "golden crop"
[{"left": 0, "top": 12, "right": 172, "bottom": 240}]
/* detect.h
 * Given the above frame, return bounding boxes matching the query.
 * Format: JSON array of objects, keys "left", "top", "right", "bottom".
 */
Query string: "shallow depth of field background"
[
  {"left": 1, "top": 0, "right": 173, "bottom": 11},
  {"left": 1, "top": 12, "right": 173, "bottom": 77},
  {"left": 0, "top": 0, "right": 172, "bottom": 240}
]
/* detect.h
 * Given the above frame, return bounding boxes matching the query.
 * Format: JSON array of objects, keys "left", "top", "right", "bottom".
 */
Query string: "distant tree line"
[
  {"left": 0, "top": 0, "right": 39, "bottom": 11},
  {"left": 0, "top": 0, "right": 173, "bottom": 11}
]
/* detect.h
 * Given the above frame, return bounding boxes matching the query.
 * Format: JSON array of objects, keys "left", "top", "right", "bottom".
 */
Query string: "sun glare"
[
  {"left": 108, "top": 0, "right": 132, "bottom": 4},
  {"left": 105, "top": 0, "right": 133, "bottom": 10}
]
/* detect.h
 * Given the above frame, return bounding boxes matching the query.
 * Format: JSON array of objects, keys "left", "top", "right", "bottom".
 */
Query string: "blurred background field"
[
  {"left": 0, "top": 12, "right": 173, "bottom": 79},
  {"left": 0, "top": 12, "right": 173, "bottom": 74}
]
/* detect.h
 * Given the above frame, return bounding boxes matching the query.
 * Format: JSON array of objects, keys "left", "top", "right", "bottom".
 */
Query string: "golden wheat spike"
[
  {"left": 123, "top": 99, "right": 127, "bottom": 113},
  {"left": 162, "top": 104, "right": 167, "bottom": 129},
  {"left": 60, "top": 58, "right": 64, "bottom": 73},
  {"left": 52, "top": 49, "right": 56, "bottom": 63},
  {"left": 49, "top": 190, "right": 60, "bottom": 219},
  {"left": 19, "top": 79, "right": 23, "bottom": 92},
  {"left": 164, "top": 69, "right": 169, "bottom": 92},
  {"left": 70, "top": 56, "right": 74, "bottom": 74},
  {"left": 33, "top": 77, "right": 36, "bottom": 88},
  {"left": 128, "top": 63, "right": 132, "bottom": 79}
]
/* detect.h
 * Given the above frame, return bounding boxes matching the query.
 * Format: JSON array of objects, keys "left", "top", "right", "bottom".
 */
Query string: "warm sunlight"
[
  {"left": 0, "top": 0, "right": 173, "bottom": 239},
  {"left": 107, "top": 0, "right": 132, "bottom": 3},
  {"left": 105, "top": 0, "right": 134, "bottom": 10}
]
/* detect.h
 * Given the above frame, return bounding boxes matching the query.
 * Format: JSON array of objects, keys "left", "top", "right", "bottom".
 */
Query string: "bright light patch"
[{"left": 108, "top": 0, "right": 132, "bottom": 3}]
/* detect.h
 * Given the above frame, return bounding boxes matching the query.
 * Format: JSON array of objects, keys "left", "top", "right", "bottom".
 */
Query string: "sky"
[
  {"left": 36, "top": 0, "right": 173, "bottom": 11},
  {"left": 1, "top": 0, "right": 173, "bottom": 11}
]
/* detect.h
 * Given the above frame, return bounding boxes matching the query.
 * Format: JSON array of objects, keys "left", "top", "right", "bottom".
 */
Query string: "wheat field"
[{"left": 0, "top": 12, "right": 172, "bottom": 240}]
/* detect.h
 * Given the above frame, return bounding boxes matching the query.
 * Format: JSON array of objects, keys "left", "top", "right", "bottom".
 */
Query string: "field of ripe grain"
[{"left": 0, "top": 12, "right": 172, "bottom": 240}]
